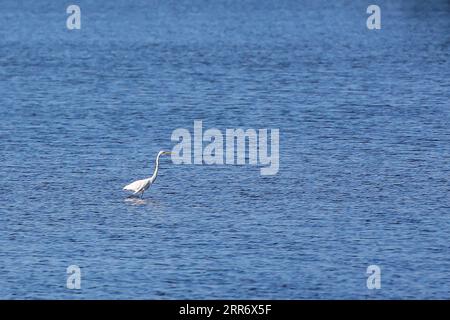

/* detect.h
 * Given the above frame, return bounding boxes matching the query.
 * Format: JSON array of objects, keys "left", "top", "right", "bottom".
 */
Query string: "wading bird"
[{"left": 123, "top": 150, "right": 173, "bottom": 198}]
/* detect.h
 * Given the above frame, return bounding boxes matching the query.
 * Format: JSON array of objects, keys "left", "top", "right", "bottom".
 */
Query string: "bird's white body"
[
  {"left": 123, "top": 177, "right": 154, "bottom": 194},
  {"left": 123, "top": 150, "right": 172, "bottom": 198}
]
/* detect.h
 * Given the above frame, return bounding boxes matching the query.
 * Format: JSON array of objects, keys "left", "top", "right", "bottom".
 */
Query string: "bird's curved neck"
[{"left": 151, "top": 153, "right": 163, "bottom": 180}]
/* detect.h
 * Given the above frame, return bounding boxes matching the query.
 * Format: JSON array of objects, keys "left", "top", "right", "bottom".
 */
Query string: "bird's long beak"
[{"left": 164, "top": 151, "right": 175, "bottom": 155}]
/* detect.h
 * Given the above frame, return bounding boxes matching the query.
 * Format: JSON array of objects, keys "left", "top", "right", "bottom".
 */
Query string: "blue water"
[{"left": 1, "top": 0, "right": 450, "bottom": 299}]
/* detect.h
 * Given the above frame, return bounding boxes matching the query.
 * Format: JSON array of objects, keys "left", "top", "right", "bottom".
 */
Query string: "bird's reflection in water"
[
  {"left": 123, "top": 195, "right": 164, "bottom": 208},
  {"left": 124, "top": 196, "right": 148, "bottom": 206}
]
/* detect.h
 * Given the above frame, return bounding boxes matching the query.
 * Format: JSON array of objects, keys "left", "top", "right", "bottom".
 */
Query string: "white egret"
[{"left": 123, "top": 150, "right": 173, "bottom": 198}]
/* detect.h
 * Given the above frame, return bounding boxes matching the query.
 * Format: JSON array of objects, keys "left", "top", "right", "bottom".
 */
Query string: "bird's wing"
[{"left": 123, "top": 179, "right": 147, "bottom": 193}]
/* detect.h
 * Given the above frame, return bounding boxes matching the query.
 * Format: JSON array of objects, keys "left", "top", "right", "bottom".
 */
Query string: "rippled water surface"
[{"left": 0, "top": 0, "right": 450, "bottom": 299}]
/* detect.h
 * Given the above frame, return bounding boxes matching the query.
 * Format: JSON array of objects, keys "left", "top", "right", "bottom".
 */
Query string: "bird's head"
[{"left": 158, "top": 150, "right": 174, "bottom": 157}]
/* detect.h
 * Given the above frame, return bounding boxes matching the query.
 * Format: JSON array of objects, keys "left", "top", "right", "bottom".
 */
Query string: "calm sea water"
[{"left": 0, "top": 0, "right": 449, "bottom": 299}]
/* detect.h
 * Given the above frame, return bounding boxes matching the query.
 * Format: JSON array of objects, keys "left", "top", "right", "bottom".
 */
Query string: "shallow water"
[{"left": 0, "top": 0, "right": 450, "bottom": 299}]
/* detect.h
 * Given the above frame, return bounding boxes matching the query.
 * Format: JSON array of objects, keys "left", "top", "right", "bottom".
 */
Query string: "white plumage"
[
  {"left": 123, "top": 178, "right": 152, "bottom": 193},
  {"left": 123, "top": 150, "right": 173, "bottom": 198}
]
